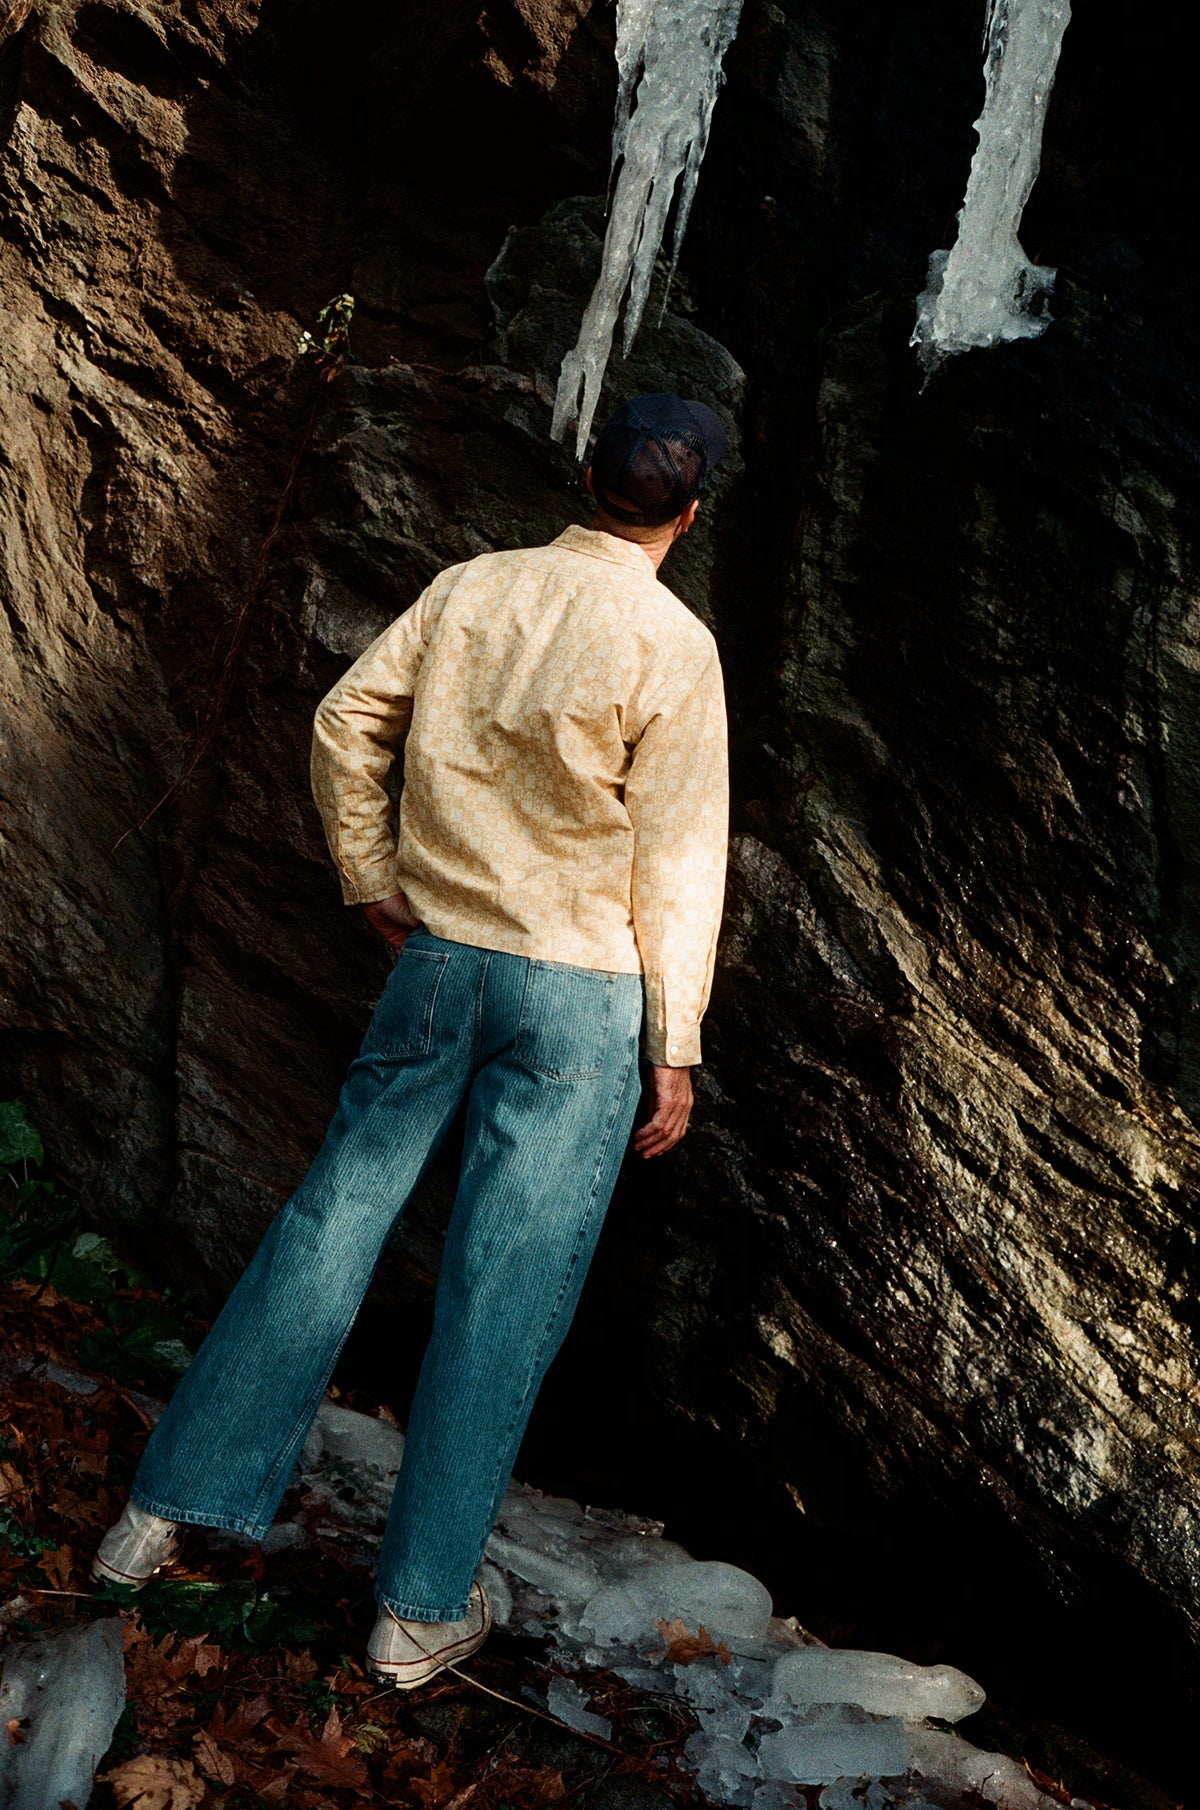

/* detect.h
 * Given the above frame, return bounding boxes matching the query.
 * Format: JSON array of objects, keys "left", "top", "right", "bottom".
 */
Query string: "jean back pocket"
[
  {"left": 515, "top": 961, "right": 620, "bottom": 1082},
  {"left": 360, "top": 947, "right": 449, "bottom": 1059}
]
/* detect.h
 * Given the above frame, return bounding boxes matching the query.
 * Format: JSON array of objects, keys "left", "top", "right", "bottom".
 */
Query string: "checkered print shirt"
[{"left": 311, "top": 525, "right": 728, "bottom": 1066}]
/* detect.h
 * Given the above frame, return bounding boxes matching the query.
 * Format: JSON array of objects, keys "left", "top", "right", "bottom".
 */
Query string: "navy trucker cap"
[{"left": 591, "top": 393, "right": 728, "bottom": 528}]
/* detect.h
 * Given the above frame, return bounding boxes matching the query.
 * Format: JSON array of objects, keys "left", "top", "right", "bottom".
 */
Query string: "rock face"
[{"left": 1, "top": 0, "right": 1197, "bottom": 1796}]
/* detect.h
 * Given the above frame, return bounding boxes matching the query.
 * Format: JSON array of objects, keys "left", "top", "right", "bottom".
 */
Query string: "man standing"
[{"left": 93, "top": 394, "right": 730, "bottom": 1690}]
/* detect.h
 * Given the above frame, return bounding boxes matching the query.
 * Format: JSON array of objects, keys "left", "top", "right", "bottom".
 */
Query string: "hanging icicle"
[
  {"left": 912, "top": 0, "right": 1071, "bottom": 376},
  {"left": 551, "top": 0, "right": 743, "bottom": 460}
]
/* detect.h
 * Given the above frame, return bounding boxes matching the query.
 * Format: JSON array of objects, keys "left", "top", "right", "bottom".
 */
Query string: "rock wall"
[{"left": 2, "top": 0, "right": 1197, "bottom": 1796}]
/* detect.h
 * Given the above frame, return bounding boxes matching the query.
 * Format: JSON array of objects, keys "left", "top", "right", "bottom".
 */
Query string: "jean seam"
[
  {"left": 128, "top": 1491, "right": 273, "bottom": 1542},
  {"left": 247, "top": 1308, "right": 361, "bottom": 1529},
  {"left": 374, "top": 1588, "right": 471, "bottom": 1623},
  {"left": 472, "top": 951, "right": 492, "bottom": 1067},
  {"left": 470, "top": 1020, "right": 641, "bottom": 1568}
]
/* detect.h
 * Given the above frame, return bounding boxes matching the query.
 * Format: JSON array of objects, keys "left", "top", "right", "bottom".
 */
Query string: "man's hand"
[
  {"left": 361, "top": 890, "right": 423, "bottom": 953},
  {"left": 633, "top": 1063, "right": 693, "bottom": 1159}
]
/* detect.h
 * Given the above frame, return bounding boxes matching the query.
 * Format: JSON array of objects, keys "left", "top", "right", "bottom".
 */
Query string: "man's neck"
[{"left": 589, "top": 511, "right": 680, "bottom": 572}]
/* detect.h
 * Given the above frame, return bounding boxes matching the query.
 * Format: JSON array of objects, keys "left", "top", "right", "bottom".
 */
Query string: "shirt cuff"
[
  {"left": 336, "top": 859, "right": 402, "bottom": 908},
  {"left": 641, "top": 981, "right": 702, "bottom": 1066}
]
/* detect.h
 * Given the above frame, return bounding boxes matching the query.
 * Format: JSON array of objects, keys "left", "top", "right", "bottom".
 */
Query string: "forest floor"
[
  {"left": 0, "top": 1103, "right": 707, "bottom": 1810},
  {"left": 0, "top": 1104, "right": 1159, "bottom": 1810}
]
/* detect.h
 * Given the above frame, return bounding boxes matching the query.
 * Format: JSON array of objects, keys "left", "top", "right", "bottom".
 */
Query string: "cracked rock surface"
[{"left": 1, "top": 1, "right": 1197, "bottom": 1798}]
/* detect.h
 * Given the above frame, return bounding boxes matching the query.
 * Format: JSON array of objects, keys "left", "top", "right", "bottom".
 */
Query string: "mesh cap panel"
[{"left": 591, "top": 393, "right": 727, "bottom": 528}]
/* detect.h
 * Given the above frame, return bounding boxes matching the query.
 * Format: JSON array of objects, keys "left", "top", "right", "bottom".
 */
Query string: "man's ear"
[
  {"left": 585, "top": 466, "right": 595, "bottom": 498},
  {"left": 676, "top": 498, "right": 700, "bottom": 537}
]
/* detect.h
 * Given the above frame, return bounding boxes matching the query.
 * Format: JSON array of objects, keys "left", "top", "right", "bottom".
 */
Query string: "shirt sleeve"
[
  {"left": 625, "top": 646, "right": 729, "bottom": 1066},
  {"left": 310, "top": 589, "right": 434, "bottom": 905}
]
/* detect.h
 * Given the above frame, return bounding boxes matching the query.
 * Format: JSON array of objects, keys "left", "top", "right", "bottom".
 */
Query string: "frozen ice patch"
[
  {"left": 767, "top": 1646, "right": 985, "bottom": 1724},
  {"left": 0, "top": 1617, "right": 125, "bottom": 1810},
  {"left": 758, "top": 1702, "right": 908, "bottom": 1786},
  {"left": 552, "top": 0, "right": 744, "bottom": 456},
  {"left": 912, "top": 0, "right": 1071, "bottom": 373},
  {"left": 580, "top": 1557, "right": 773, "bottom": 1647}
]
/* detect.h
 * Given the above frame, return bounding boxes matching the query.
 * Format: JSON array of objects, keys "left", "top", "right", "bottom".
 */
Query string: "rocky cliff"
[{"left": 1, "top": 1, "right": 1196, "bottom": 1797}]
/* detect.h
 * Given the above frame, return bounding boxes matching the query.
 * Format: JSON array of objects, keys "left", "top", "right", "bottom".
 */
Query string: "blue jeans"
[{"left": 131, "top": 933, "right": 644, "bottom": 1621}]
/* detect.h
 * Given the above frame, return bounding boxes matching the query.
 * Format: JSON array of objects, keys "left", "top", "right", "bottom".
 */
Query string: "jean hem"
[
  {"left": 375, "top": 1584, "right": 471, "bottom": 1624},
  {"left": 130, "top": 1486, "right": 272, "bottom": 1542}
]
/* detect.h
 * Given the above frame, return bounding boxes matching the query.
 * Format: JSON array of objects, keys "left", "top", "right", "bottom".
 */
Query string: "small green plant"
[
  {"left": 0, "top": 1100, "right": 77, "bottom": 1279},
  {"left": 0, "top": 1508, "right": 56, "bottom": 1559},
  {"left": 297, "top": 291, "right": 356, "bottom": 380},
  {"left": 0, "top": 1100, "right": 198, "bottom": 1390}
]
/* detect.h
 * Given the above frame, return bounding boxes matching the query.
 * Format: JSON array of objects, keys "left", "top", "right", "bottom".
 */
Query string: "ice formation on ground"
[
  {"left": 0, "top": 1617, "right": 125, "bottom": 1810},
  {"left": 551, "top": 0, "right": 744, "bottom": 458},
  {"left": 293, "top": 1399, "right": 1077, "bottom": 1810},
  {"left": 0, "top": 1372, "right": 1087, "bottom": 1810},
  {"left": 912, "top": 0, "right": 1071, "bottom": 374}
]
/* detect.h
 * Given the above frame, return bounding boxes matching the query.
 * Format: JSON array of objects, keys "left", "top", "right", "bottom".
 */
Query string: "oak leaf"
[
  {"left": 37, "top": 1544, "right": 74, "bottom": 1590},
  {"left": 122, "top": 1621, "right": 193, "bottom": 1736},
  {"left": 382, "top": 1734, "right": 439, "bottom": 1792},
  {"left": 193, "top": 1730, "right": 236, "bottom": 1786},
  {"left": 412, "top": 1760, "right": 459, "bottom": 1808},
  {"left": 204, "top": 1692, "right": 272, "bottom": 1748},
  {"left": 652, "top": 1617, "right": 732, "bottom": 1665},
  {"left": 97, "top": 1754, "right": 207, "bottom": 1810},
  {"left": 270, "top": 1706, "right": 370, "bottom": 1788},
  {"left": 161, "top": 1632, "right": 223, "bottom": 1681}
]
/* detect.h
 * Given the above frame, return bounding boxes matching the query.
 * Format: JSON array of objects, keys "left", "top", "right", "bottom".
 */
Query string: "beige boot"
[
  {"left": 366, "top": 1579, "right": 491, "bottom": 1689},
  {"left": 91, "top": 1499, "right": 182, "bottom": 1589}
]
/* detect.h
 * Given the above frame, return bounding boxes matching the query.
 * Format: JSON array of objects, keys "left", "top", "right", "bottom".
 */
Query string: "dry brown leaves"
[
  {"left": 653, "top": 1616, "right": 732, "bottom": 1666},
  {"left": 268, "top": 1705, "right": 371, "bottom": 1789},
  {"left": 97, "top": 1754, "right": 207, "bottom": 1810},
  {"left": 123, "top": 1617, "right": 226, "bottom": 1739},
  {"left": 0, "top": 1273, "right": 707, "bottom": 1810}
]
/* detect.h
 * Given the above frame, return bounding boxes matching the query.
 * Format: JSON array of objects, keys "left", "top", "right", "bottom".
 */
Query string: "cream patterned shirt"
[{"left": 310, "top": 524, "right": 728, "bottom": 1065}]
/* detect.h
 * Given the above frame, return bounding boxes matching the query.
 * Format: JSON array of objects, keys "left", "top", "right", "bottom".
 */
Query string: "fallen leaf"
[
  {"left": 412, "top": 1760, "right": 459, "bottom": 1808},
  {"left": 97, "top": 1754, "right": 207, "bottom": 1810},
  {"left": 382, "top": 1734, "right": 439, "bottom": 1792},
  {"left": 0, "top": 1461, "right": 24, "bottom": 1502},
  {"left": 123, "top": 1621, "right": 194, "bottom": 1736},
  {"left": 204, "top": 1692, "right": 272, "bottom": 1747},
  {"left": 283, "top": 1647, "right": 319, "bottom": 1685},
  {"left": 6, "top": 1718, "right": 25, "bottom": 1746},
  {"left": 240, "top": 1542, "right": 266, "bottom": 1582},
  {"left": 482, "top": 1765, "right": 566, "bottom": 1806},
  {"left": 444, "top": 1785, "right": 480, "bottom": 1810},
  {"left": 652, "top": 1616, "right": 732, "bottom": 1666},
  {"left": 270, "top": 1706, "right": 369, "bottom": 1788},
  {"left": 37, "top": 1544, "right": 74, "bottom": 1590},
  {"left": 162, "top": 1632, "right": 223, "bottom": 1681},
  {"left": 193, "top": 1729, "right": 236, "bottom": 1786},
  {"left": 52, "top": 1486, "right": 112, "bottom": 1530},
  {"left": 253, "top": 1770, "right": 296, "bottom": 1805}
]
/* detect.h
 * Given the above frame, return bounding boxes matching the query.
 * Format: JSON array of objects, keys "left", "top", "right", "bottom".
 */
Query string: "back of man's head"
[{"left": 590, "top": 393, "right": 727, "bottom": 529}]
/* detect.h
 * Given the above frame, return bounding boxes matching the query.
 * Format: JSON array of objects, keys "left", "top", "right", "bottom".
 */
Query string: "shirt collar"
[{"left": 551, "top": 523, "right": 657, "bottom": 576}]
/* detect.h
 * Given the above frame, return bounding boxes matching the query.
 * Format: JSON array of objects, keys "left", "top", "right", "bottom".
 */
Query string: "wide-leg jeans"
[{"left": 131, "top": 932, "right": 645, "bottom": 1622}]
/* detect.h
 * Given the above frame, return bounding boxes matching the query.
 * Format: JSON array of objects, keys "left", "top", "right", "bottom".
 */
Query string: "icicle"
[
  {"left": 551, "top": 0, "right": 743, "bottom": 460},
  {"left": 912, "top": 0, "right": 1071, "bottom": 375}
]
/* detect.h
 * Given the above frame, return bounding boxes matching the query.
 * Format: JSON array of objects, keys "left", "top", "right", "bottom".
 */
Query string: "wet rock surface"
[{"left": 1, "top": 1, "right": 1197, "bottom": 1801}]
